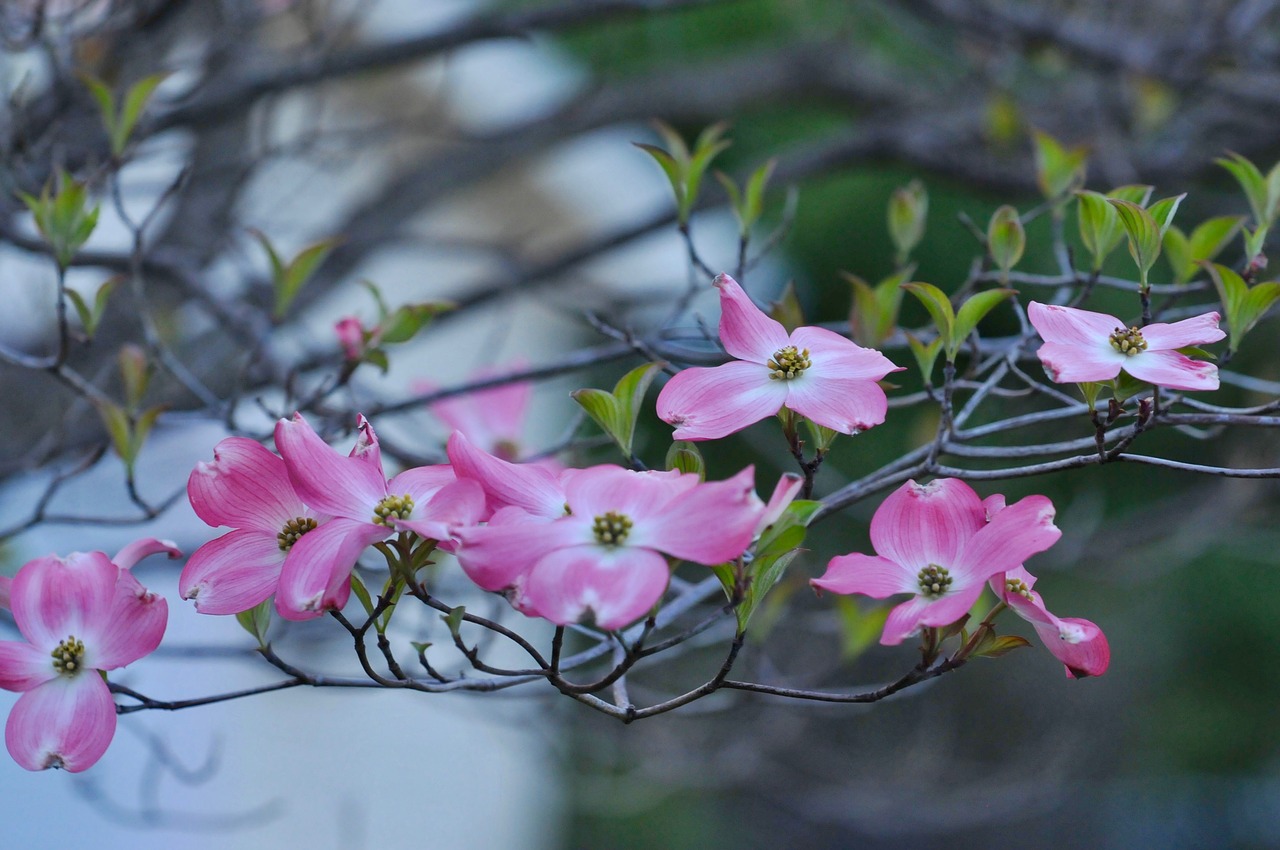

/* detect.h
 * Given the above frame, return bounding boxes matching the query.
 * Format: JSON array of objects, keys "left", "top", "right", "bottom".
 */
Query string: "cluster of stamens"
[
  {"left": 1109, "top": 326, "right": 1148, "bottom": 356},
  {"left": 51, "top": 636, "right": 85, "bottom": 676},
  {"left": 1005, "top": 577, "right": 1034, "bottom": 600},
  {"left": 373, "top": 494, "right": 415, "bottom": 526},
  {"left": 916, "top": 564, "right": 953, "bottom": 598},
  {"left": 592, "top": 511, "right": 633, "bottom": 546},
  {"left": 767, "top": 345, "right": 812, "bottom": 380},
  {"left": 277, "top": 516, "right": 317, "bottom": 551}
]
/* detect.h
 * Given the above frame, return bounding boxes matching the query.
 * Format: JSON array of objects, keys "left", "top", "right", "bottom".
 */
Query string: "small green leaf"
[
  {"left": 442, "top": 605, "right": 466, "bottom": 638},
  {"left": 118, "top": 344, "right": 150, "bottom": 411},
  {"left": 665, "top": 440, "right": 705, "bottom": 479},
  {"left": 803, "top": 419, "right": 840, "bottom": 454},
  {"left": 734, "top": 549, "right": 802, "bottom": 634},
  {"left": 572, "top": 361, "right": 665, "bottom": 457},
  {"left": 131, "top": 405, "right": 165, "bottom": 459},
  {"left": 93, "top": 399, "right": 134, "bottom": 466},
  {"left": 887, "top": 179, "right": 928, "bottom": 265},
  {"left": 1112, "top": 370, "right": 1150, "bottom": 404},
  {"left": 951, "top": 288, "right": 1017, "bottom": 361},
  {"left": 1032, "top": 129, "right": 1087, "bottom": 200},
  {"left": 1076, "top": 190, "right": 1116, "bottom": 272},
  {"left": 987, "top": 205, "right": 1025, "bottom": 275},
  {"left": 1162, "top": 225, "right": 1192, "bottom": 284},
  {"left": 906, "top": 331, "right": 943, "bottom": 385},
  {"left": 349, "top": 571, "right": 375, "bottom": 618},
  {"left": 1147, "top": 194, "right": 1186, "bottom": 241},
  {"left": 1237, "top": 282, "right": 1280, "bottom": 346},
  {"left": 274, "top": 238, "right": 339, "bottom": 319},
  {"left": 1108, "top": 199, "right": 1162, "bottom": 281},
  {"left": 971, "top": 632, "right": 1032, "bottom": 659},
  {"left": 901, "top": 281, "right": 955, "bottom": 351},
  {"left": 755, "top": 499, "right": 821, "bottom": 560},
  {"left": 1218, "top": 152, "right": 1269, "bottom": 225},
  {"left": 845, "top": 267, "right": 910, "bottom": 348},
  {"left": 378, "top": 301, "right": 451, "bottom": 344},
  {"left": 235, "top": 599, "right": 273, "bottom": 648},
  {"left": 113, "top": 73, "right": 166, "bottom": 155}
]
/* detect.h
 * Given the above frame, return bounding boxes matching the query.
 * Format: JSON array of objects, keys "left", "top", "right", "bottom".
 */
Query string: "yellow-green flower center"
[
  {"left": 277, "top": 516, "right": 317, "bottom": 551},
  {"left": 917, "top": 564, "right": 953, "bottom": 598},
  {"left": 373, "top": 494, "right": 414, "bottom": 526},
  {"left": 767, "top": 345, "right": 811, "bottom": 380},
  {"left": 1109, "top": 326, "right": 1147, "bottom": 356},
  {"left": 1005, "top": 577, "right": 1034, "bottom": 599},
  {"left": 592, "top": 511, "right": 633, "bottom": 546},
  {"left": 51, "top": 635, "right": 85, "bottom": 676}
]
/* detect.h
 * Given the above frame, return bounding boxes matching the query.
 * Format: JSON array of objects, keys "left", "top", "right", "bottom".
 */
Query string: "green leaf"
[
  {"left": 1188, "top": 215, "right": 1243, "bottom": 268},
  {"left": 113, "top": 73, "right": 166, "bottom": 155},
  {"left": 1147, "top": 194, "right": 1186, "bottom": 241},
  {"left": 118, "top": 344, "right": 150, "bottom": 411},
  {"left": 1108, "top": 199, "right": 1162, "bottom": 281},
  {"left": 803, "top": 419, "right": 840, "bottom": 454},
  {"left": 906, "top": 332, "right": 943, "bottom": 385},
  {"left": 887, "top": 179, "right": 928, "bottom": 265},
  {"left": 901, "top": 281, "right": 955, "bottom": 352},
  {"left": 833, "top": 598, "right": 889, "bottom": 661},
  {"left": 1244, "top": 223, "right": 1269, "bottom": 260},
  {"left": 82, "top": 74, "right": 117, "bottom": 142},
  {"left": 987, "top": 205, "right": 1025, "bottom": 274},
  {"left": 755, "top": 499, "right": 821, "bottom": 560},
  {"left": 741, "top": 158, "right": 775, "bottom": 232},
  {"left": 234, "top": 599, "right": 273, "bottom": 649},
  {"left": 665, "top": 440, "right": 705, "bottom": 479},
  {"left": 768, "top": 281, "right": 804, "bottom": 333},
  {"left": 1032, "top": 129, "right": 1087, "bottom": 200},
  {"left": 1162, "top": 225, "right": 1192, "bottom": 284},
  {"left": 1218, "top": 152, "right": 1269, "bottom": 225},
  {"left": 845, "top": 267, "right": 909, "bottom": 348},
  {"left": 1076, "top": 190, "right": 1117, "bottom": 272},
  {"left": 951, "top": 288, "right": 1017, "bottom": 361},
  {"left": 1237, "top": 282, "right": 1280, "bottom": 347},
  {"left": 635, "top": 142, "right": 684, "bottom": 211},
  {"left": 274, "top": 238, "right": 339, "bottom": 319},
  {"left": 734, "top": 549, "right": 802, "bottom": 633},
  {"left": 93, "top": 399, "right": 134, "bottom": 466},
  {"left": 971, "top": 632, "right": 1032, "bottom": 659},
  {"left": 349, "top": 571, "right": 375, "bottom": 618},
  {"left": 1111, "top": 370, "right": 1150, "bottom": 404},
  {"left": 571, "top": 361, "right": 665, "bottom": 457},
  {"left": 130, "top": 405, "right": 165, "bottom": 459},
  {"left": 442, "top": 605, "right": 466, "bottom": 638},
  {"left": 378, "top": 301, "right": 451, "bottom": 344}
]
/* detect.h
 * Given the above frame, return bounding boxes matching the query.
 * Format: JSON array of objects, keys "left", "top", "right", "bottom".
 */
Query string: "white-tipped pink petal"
[
  {"left": 955, "top": 495, "right": 1060, "bottom": 582},
  {"left": 1034, "top": 341, "right": 1125, "bottom": 383},
  {"left": 1140, "top": 311, "right": 1225, "bottom": 349},
  {"left": 1034, "top": 616, "right": 1110, "bottom": 678},
  {"left": 187, "top": 437, "right": 305, "bottom": 531},
  {"left": 275, "top": 414, "right": 387, "bottom": 518},
  {"left": 93, "top": 572, "right": 167, "bottom": 671},
  {"left": 758, "top": 473, "right": 803, "bottom": 533},
  {"left": 811, "top": 553, "right": 913, "bottom": 598},
  {"left": 6, "top": 674, "right": 117, "bottom": 772},
  {"left": 789, "top": 326, "right": 902, "bottom": 381},
  {"left": 785, "top": 373, "right": 890, "bottom": 433},
  {"left": 454, "top": 513, "right": 588, "bottom": 592},
  {"left": 395, "top": 478, "right": 487, "bottom": 543},
  {"left": 868, "top": 479, "right": 986, "bottom": 575},
  {"left": 179, "top": 531, "right": 286, "bottom": 616},
  {"left": 448, "top": 430, "right": 565, "bottom": 518},
  {"left": 880, "top": 585, "right": 983, "bottom": 646},
  {"left": 0, "top": 641, "right": 58, "bottom": 692},
  {"left": 112, "top": 538, "right": 181, "bottom": 572},
  {"left": 274, "top": 519, "right": 385, "bottom": 621},
  {"left": 656, "top": 361, "right": 788, "bottom": 441},
  {"left": 982, "top": 494, "right": 1007, "bottom": 521},
  {"left": 638, "top": 467, "right": 761, "bottom": 564},
  {"left": 714, "top": 273, "right": 790, "bottom": 362},
  {"left": 1121, "top": 350, "right": 1219, "bottom": 391},
  {"left": 11, "top": 553, "right": 116, "bottom": 650},
  {"left": 1028, "top": 302, "right": 1124, "bottom": 345},
  {"left": 520, "top": 545, "right": 670, "bottom": 630},
  {"left": 350, "top": 415, "right": 384, "bottom": 473}
]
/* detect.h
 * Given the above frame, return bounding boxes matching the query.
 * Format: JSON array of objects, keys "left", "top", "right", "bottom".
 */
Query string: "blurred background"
[{"left": 2, "top": 0, "right": 1280, "bottom": 848}]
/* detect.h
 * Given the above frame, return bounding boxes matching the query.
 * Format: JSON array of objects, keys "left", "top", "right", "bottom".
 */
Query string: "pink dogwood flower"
[
  {"left": 0, "top": 542, "right": 172, "bottom": 771},
  {"left": 991, "top": 566, "right": 1110, "bottom": 678},
  {"left": 811, "top": 478, "right": 1061, "bottom": 645},
  {"left": 335, "top": 316, "right": 367, "bottom": 361},
  {"left": 273, "top": 413, "right": 485, "bottom": 620},
  {"left": 455, "top": 465, "right": 765, "bottom": 629},
  {"left": 656, "top": 273, "right": 901, "bottom": 440},
  {"left": 1027, "top": 302, "right": 1224, "bottom": 391},
  {"left": 181, "top": 437, "right": 323, "bottom": 615},
  {"left": 422, "top": 364, "right": 538, "bottom": 462}
]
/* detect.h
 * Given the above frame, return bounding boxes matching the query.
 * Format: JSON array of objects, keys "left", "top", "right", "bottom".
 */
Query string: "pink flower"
[
  {"left": 811, "top": 478, "right": 1061, "bottom": 645},
  {"left": 181, "top": 437, "right": 323, "bottom": 615},
  {"left": 1028, "top": 302, "right": 1224, "bottom": 391},
  {"left": 422, "top": 364, "right": 537, "bottom": 462},
  {"left": 447, "top": 430, "right": 565, "bottom": 519},
  {"left": 273, "top": 413, "right": 485, "bottom": 620},
  {"left": 455, "top": 465, "right": 765, "bottom": 629},
  {"left": 335, "top": 317, "right": 367, "bottom": 361},
  {"left": 656, "top": 273, "right": 901, "bottom": 440},
  {"left": 991, "top": 566, "right": 1110, "bottom": 678},
  {"left": 0, "top": 543, "right": 172, "bottom": 771}
]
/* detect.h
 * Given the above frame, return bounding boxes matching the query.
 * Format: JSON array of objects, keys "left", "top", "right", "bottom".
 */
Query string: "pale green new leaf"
[
  {"left": 901, "top": 281, "right": 955, "bottom": 347},
  {"left": 987, "top": 205, "right": 1025, "bottom": 273},
  {"left": 1218, "top": 152, "right": 1268, "bottom": 225},
  {"left": 571, "top": 361, "right": 665, "bottom": 457},
  {"left": 951, "top": 288, "right": 1017, "bottom": 361},
  {"left": 1108, "top": 199, "right": 1161, "bottom": 279}
]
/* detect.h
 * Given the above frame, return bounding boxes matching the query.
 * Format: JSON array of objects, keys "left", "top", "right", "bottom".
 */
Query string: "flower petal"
[
  {"left": 274, "top": 519, "right": 386, "bottom": 621},
  {"left": 789, "top": 326, "right": 902, "bottom": 381},
  {"left": 1027, "top": 302, "right": 1123, "bottom": 345},
  {"left": 387, "top": 464, "right": 457, "bottom": 504},
  {"left": 656, "top": 361, "right": 788, "bottom": 441},
  {"left": 11, "top": 552, "right": 116, "bottom": 650},
  {"left": 811, "top": 553, "right": 914, "bottom": 598},
  {"left": 715, "top": 273, "right": 789, "bottom": 362},
  {"left": 880, "top": 584, "right": 984, "bottom": 646},
  {"left": 1141, "top": 311, "right": 1225, "bottom": 350},
  {"left": 396, "top": 478, "right": 488, "bottom": 543},
  {"left": 275, "top": 413, "right": 386, "bottom": 519},
  {"left": 454, "top": 511, "right": 588, "bottom": 592},
  {"left": 448, "top": 430, "right": 565, "bottom": 518},
  {"left": 784, "top": 373, "right": 890, "bottom": 433},
  {"left": 1034, "top": 341, "right": 1125, "bottom": 383},
  {"left": 187, "top": 437, "right": 305, "bottom": 532},
  {"left": 1121, "top": 350, "right": 1219, "bottom": 391},
  {"left": 0, "top": 641, "right": 57, "bottom": 692},
  {"left": 562, "top": 465, "right": 695, "bottom": 523},
  {"left": 954, "top": 494, "right": 1060, "bottom": 582},
  {"left": 757, "top": 473, "right": 803, "bottom": 534},
  {"left": 521, "top": 545, "right": 670, "bottom": 630},
  {"left": 6, "top": 674, "right": 117, "bottom": 772},
  {"left": 180, "top": 530, "right": 286, "bottom": 616},
  {"left": 636, "top": 467, "right": 761, "bottom": 564},
  {"left": 112, "top": 538, "right": 181, "bottom": 572},
  {"left": 1032, "top": 616, "right": 1110, "bottom": 678},
  {"left": 869, "top": 479, "right": 986, "bottom": 574},
  {"left": 93, "top": 571, "right": 167, "bottom": 670}
]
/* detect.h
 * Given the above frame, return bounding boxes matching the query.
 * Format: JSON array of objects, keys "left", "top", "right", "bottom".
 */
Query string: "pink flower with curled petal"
[
  {"left": 181, "top": 437, "right": 325, "bottom": 616},
  {"left": 0, "top": 544, "right": 171, "bottom": 772},
  {"left": 273, "top": 413, "right": 485, "bottom": 620},
  {"left": 455, "top": 465, "right": 765, "bottom": 630},
  {"left": 656, "top": 273, "right": 901, "bottom": 440},
  {"left": 991, "top": 566, "right": 1110, "bottom": 678},
  {"left": 1028, "top": 301, "right": 1224, "bottom": 391},
  {"left": 811, "top": 478, "right": 1061, "bottom": 645},
  {"left": 335, "top": 317, "right": 367, "bottom": 361},
  {"left": 421, "top": 363, "right": 537, "bottom": 462}
]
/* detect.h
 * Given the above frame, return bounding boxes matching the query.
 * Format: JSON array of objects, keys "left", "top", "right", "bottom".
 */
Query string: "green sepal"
[
  {"left": 1078, "top": 381, "right": 1104, "bottom": 410},
  {"left": 1111, "top": 371, "right": 1150, "bottom": 404},
  {"left": 986, "top": 205, "right": 1025, "bottom": 274},
  {"left": 571, "top": 361, "right": 664, "bottom": 457},
  {"left": 234, "top": 599, "right": 273, "bottom": 649},
  {"left": 970, "top": 631, "right": 1032, "bottom": 659}
]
